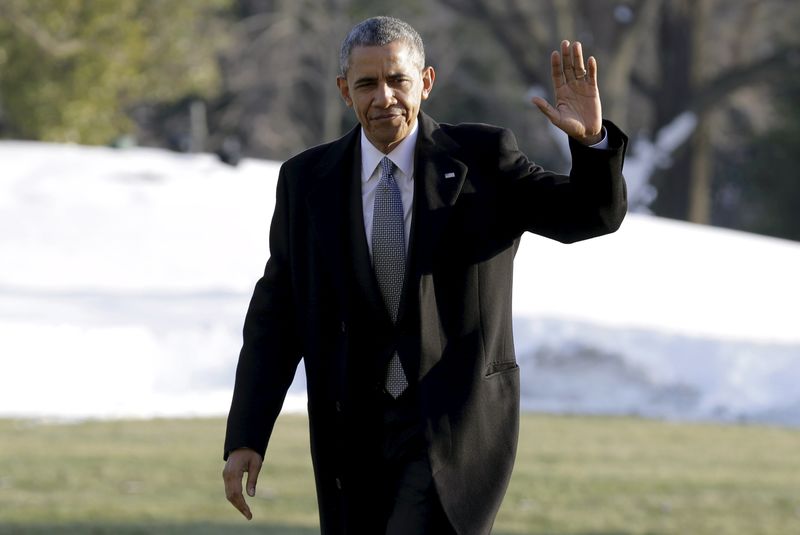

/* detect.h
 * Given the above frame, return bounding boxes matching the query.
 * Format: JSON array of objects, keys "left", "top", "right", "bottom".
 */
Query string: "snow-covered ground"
[{"left": 2, "top": 140, "right": 799, "bottom": 425}]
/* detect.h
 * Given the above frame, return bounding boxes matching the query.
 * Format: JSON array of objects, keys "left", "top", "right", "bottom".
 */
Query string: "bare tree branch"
[
  {"left": 439, "top": 0, "right": 548, "bottom": 86},
  {"left": 602, "top": 0, "right": 664, "bottom": 123},
  {"left": 0, "top": 4, "right": 84, "bottom": 57},
  {"left": 630, "top": 71, "right": 658, "bottom": 101},
  {"left": 691, "top": 45, "right": 800, "bottom": 117},
  {"left": 552, "top": 0, "right": 575, "bottom": 41}
]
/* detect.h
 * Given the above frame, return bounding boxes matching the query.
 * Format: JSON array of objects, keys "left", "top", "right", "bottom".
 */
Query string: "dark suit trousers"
[{"left": 379, "top": 389, "right": 456, "bottom": 534}]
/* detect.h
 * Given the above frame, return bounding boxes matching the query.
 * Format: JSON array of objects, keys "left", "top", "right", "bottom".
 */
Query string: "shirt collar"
[{"left": 360, "top": 119, "right": 418, "bottom": 183}]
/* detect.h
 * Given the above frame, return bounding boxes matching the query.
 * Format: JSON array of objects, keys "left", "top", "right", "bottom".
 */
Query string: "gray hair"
[{"left": 339, "top": 16, "right": 425, "bottom": 76}]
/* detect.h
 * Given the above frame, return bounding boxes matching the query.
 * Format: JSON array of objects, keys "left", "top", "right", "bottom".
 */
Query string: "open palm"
[{"left": 532, "top": 40, "right": 603, "bottom": 145}]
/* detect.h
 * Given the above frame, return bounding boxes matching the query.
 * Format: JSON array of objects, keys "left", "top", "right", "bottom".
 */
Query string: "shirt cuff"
[{"left": 588, "top": 127, "right": 609, "bottom": 149}]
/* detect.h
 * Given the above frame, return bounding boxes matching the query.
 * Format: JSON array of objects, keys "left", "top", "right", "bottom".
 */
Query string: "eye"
[
  {"left": 354, "top": 79, "right": 377, "bottom": 89},
  {"left": 389, "top": 76, "right": 411, "bottom": 86}
]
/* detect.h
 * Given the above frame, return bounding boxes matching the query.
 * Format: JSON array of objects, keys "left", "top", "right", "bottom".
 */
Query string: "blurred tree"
[
  {"left": 24, "top": 0, "right": 792, "bottom": 242},
  {"left": 435, "top": 0, "right": 800, "bottom": 230},
  {"left": 202, "top": 0, "right": 435, "bottom": 160},
  {"left": 0, "top": 0, "right": 231, "bottom": 145},
  {"left": 207, "top": 0, "right": 356, "bottom": 160},
  {"left": 713, "top": 71, "right": 800, "bottom": 242},
  {"left": 206, "top": 0, "right": 555, "bottom": 162},
  {"left": 437, "top": 0, "right": 662, "bottom": 130},
  {"left": 644, "top": 0, "right": 800, "bottom": 224}
]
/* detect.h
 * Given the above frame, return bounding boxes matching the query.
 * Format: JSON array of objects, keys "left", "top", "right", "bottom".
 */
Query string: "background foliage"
[
  {"left": 0, "top": 0, "right": 230, "bottom": 144},
  {"left": 1, "top": 0, "right": 799, "bottom": 240}
]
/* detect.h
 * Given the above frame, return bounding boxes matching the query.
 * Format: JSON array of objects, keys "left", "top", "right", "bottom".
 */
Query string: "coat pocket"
[{"left": 484, "top": 361, "right": 519, "bottom": 378}]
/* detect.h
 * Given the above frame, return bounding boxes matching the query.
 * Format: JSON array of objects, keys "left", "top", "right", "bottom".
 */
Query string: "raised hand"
[{"left": 532, "top": 40, "right": 603, "bottom": 145}]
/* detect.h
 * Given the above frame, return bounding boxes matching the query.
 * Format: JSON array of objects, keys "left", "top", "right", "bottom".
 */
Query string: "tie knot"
[{"left": 380, "top": 157, "right": 395, "bottom": 179}]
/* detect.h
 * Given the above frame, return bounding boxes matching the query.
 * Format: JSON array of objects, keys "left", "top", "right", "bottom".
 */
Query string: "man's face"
[{"left": 337, "top": 41, "right": 435, "bottom": 154}]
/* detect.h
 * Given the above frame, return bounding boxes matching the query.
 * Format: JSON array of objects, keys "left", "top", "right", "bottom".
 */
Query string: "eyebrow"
[{"left": 353, "top": 72, "right": 410, "bottom": 86}]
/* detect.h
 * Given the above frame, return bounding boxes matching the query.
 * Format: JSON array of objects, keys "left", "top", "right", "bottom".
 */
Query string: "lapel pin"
[{"left": 444, "top": 172, "right": 456, "bottom": 179}]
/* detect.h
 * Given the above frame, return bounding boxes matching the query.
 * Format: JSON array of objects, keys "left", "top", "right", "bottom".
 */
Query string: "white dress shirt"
[{"left": 360, "top": 121, "right": 418, "bottom": 259}]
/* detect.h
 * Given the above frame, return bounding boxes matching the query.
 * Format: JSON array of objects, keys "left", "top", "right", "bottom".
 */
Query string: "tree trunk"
[
  {"left": 649, "top": 1, "right": 693, "bottom": 219},
  {"left": 686, "top": 0, "right": 712, "bottom": 224},
  {"left": 688, "top": 118, "right": 712, "bottom": 223}
]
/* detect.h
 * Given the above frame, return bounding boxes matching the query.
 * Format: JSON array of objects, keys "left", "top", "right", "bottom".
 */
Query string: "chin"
[{"left": 372, "top": 129, "right": 405, "bottom": 146}]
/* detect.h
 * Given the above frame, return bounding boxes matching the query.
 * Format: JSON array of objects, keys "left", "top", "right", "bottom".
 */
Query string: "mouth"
[{"left": 370, "top": 111, "right": 404, "bottom": 122}]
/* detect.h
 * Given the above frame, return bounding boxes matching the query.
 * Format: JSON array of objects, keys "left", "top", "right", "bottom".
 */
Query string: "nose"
[{"left": 373, "top": 82, "right": 394, "bottom": 107}]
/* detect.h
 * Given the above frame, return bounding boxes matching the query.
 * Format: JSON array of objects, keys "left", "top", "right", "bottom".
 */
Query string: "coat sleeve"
[
  {"left": 223, "top": 165, "right": 302, "bottom": 460},
  {"left": 500, "top": 119, "right": 628, "bottom": 243}
]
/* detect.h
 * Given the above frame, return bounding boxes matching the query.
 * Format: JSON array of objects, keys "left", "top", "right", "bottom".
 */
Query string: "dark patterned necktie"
[{"left": 371, "top": 156, "right": 409, "bottom": 398}]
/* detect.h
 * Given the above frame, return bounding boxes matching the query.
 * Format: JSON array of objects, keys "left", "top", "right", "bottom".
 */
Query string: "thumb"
[
  {"left": 246, "top": 456, "right": 262, "bottom": 497},
  {"left": 532, "top": 96, "right": 558, "bottom": 125}
]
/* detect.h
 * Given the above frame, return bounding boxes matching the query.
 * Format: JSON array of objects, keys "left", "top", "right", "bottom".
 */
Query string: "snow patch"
[{"left": 1, "top": 140, "right": 798, "bottom": 425}]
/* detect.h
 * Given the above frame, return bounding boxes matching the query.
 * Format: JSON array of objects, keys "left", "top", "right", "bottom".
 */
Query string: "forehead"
[{"left": 347, "top": 41, "right": 418, "bottom": 77}]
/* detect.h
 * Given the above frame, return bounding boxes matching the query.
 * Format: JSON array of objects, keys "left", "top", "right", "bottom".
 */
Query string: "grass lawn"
[{"left": 1, "top": 413, "right": 799, "bottom": 534}]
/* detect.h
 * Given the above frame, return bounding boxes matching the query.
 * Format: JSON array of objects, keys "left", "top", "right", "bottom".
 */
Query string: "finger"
[
  {"left": 561, "top": 40, "right": 575, "bottom": 82},
  {"left": 549, "top": 50, "right": 564, "bottom": 89},
  {"left": 225, "top": 479, "right": 253, "bottom": 519},
  {"left": 229, "top": 490, "right": 253, "bottom": 520},
  {"left": 572, "top": 41, "right": 587, "bottom": 80},
  {"left": 587, "top": 55, "right": 598, "bottom": 86},
  {"left": 531, "top": 96, "right": 559, "bottom": 126},
  {"left": 223, "top": 462, "right": 253, "bottom": 520},
  {"left": 245, "top": 456, "right": 262, "bottom": 497}
]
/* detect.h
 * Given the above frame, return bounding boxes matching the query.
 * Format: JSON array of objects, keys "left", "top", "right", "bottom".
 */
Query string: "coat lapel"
[
  {"left": 306, "top": 125, "right": 391, "bottom": 325},
  {"left": 305, "top": 127, "right": 359, "bottom": 321},
  {"left": 347, "top": 142, "right": 391, "bottom": 320},
  {"left": 400, "top": 113, "right": 468, "bottom": 327},
  {"left": 412, "top": 112, "right": 468, "bottom": 277},
  {"left": 409, "top": 113, "right": 468, "bottom": 382}
]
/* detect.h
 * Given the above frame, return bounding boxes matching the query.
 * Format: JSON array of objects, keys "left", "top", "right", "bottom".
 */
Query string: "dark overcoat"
[{"left": 224, "top": 112, "right": 628, "bottom": 534}]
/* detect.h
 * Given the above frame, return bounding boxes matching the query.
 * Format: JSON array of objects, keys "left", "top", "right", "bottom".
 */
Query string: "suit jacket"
[{"left": 225, "top": 111, "right": 628, "bottom": 534}]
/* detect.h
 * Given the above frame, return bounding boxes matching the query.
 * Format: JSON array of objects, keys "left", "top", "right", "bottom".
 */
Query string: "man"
[{"left": 223, "top": 15, "right": 626, "bottom": 535}]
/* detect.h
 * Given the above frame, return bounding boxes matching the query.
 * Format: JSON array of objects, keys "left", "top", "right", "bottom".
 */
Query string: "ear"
[
  {"left": 421, "top": 66, "right": 435, "bottom": 101},
  {"left": 337, "top": 76, "right": 353, "bottom": 107}
]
